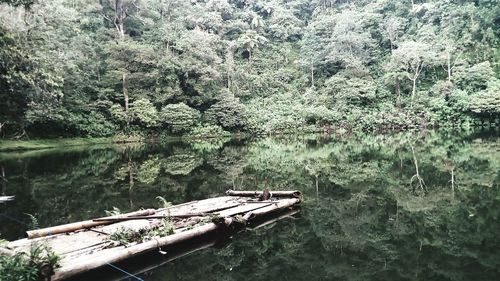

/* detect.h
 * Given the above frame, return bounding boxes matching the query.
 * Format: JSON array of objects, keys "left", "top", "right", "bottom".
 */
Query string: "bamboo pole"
[
  {"left": 108, "top": 239, "right": 219, "bottom": 281},
  {"left": 27, "top": 209, "right": 157, "bottom": 239},
  {"left": 94, "top": 203, "right": 273, "bottom": 223},
  {"left": 243, "top": 198, "right": 300, "bottom": 220},
  {"left": 93, "top": 213, "right": 206, "bottom": 222},
  {"left": 110, "top": 211, "right": 301, "bottom": 281},
  {"left": 248, "top": 209, "right": 300, "bottom": 230},
  {"left": 226, "top": 190, "right": 302, "bottom": 199}
]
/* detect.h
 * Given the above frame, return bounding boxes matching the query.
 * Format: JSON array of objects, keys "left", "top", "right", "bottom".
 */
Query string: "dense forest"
[{"left": 0, "top": 0, "right": 498, "bottom": 138}]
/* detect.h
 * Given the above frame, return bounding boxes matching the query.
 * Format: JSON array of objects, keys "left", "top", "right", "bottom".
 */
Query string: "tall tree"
[{"left": 387, "top": 41, "right": 438, "bottom": 102}]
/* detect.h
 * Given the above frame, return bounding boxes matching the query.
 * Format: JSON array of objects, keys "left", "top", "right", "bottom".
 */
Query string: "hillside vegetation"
[{"left": 0, "top": 0, "right": 498, "bottom": 138}]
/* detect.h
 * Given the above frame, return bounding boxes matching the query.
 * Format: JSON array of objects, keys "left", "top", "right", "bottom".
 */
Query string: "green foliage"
[
  {"left": 455, "top": 61, "right": 496, "bottom": 92},
  {"left": 108, "top": 219, "right": 174, "bottom": 247},
  {"left": 24, "top": 214, "right": 38, "bottom": 230},
  {"left": 323, "top": 72, "right": 377, "bottom": 105},
  {"left": 187, "top": 125, "right": 230, "bottom": 139},
  {"left": 110, "top": 104, "right": 129, "bottom": 127},
  {"left": 205, "top": 96, "right": 248, "bottom": 130},
  {"left": 160, "top": 103, "right": 200, "bottom": 133},
  {"left": 74, "top": 112, "right": 118, "bottom": 137},
  {"left": 0, "top": 243, "right": 60, "bottom": 281},
  {"left": 104, "top": 207, "right": 122, "bottom": 217},
  {"left": 156, "top": 196, "right": 172, "bottom": 209},
  {"left": 469, "top": 80, "right": 500, "bottom": 116},
  {"left": 130, "top": 99, "right": 159, "bottom": 129},
  {"left": 0, "top": 0, "right": 498, "bottom": 138}
]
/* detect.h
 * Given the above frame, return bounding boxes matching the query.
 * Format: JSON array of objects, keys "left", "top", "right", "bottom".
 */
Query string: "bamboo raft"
[{"left": 0, "top": 190, "right": 302, "bottom": 280}]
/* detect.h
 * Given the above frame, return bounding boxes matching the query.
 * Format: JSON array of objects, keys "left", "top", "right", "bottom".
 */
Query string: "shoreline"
[
  {"left": 0, "top": 137, "right": 144, "bottom": 153},
  {"left": 0, "top": 125, "right": 497, "bottom": 153}
]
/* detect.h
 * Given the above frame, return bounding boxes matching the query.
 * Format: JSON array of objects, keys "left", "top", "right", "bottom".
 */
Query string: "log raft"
[{"left": 0, "top": 190, "right": 302, "bottom": 280}]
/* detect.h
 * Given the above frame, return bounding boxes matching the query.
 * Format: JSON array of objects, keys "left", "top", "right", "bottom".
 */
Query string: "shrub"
[
  {"left": 160, "top": 103, "right": 200, "bottom": 133},
  {"left": 129, "top": 99, "right": 159, "bottom": 128},
  {"left": 469, "top": 79, "right": 500, "bottom": 116},
  {"left": 204, "top": 96, "right": 248, "bottom": 130},
  {"left": 187, "top": 124, "right": 230, "bottom": 139}
]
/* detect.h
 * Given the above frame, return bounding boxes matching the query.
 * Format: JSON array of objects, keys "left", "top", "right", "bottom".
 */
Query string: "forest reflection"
[{"left": 1, "top": 130, "right": 499, "bottom": 280}]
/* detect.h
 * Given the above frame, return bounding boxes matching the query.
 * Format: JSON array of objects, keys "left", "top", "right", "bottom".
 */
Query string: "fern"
[
  {"left": 156, "top": 196, "right": 172, "bottom": 209},
  {"left": 104, "top": 207, "right": 122, "bottom": 216},
  {"left": 24, "top": 213, "right": 39, "bottom": 230}
]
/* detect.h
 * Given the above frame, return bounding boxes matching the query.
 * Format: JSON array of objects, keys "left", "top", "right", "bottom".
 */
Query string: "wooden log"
[
  {"left": 248, "top": 209, "right": 300, "bottom": 230},
  {"left": 26, "top": 209, "right": 157, "bottom": 239},
  {"left": 243, "top": 198, "right": 300, "bottom": 220},
  {"left": 95, "top": 202, "right": 273, "bottom": 224},
  {"left": 52, "top": 218, "right": 234, "bottom": 280},
  {"left": 218, "top": 202, "right": 272, "bottom": 217},
  {"left": 107, "top": 239, "right": 219, "bottom": 281},
  {"left": 226, "top": 190, "right": 302, "bottom": 199},
  {"left": 93, "top": 213, "right": 208, "bottom": 222},
  {"left": 109, "top": 210, "right": 300, "bottom": 281}
]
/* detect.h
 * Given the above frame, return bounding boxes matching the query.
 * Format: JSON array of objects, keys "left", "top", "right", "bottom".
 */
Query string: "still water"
[{"left": 1, "top": 130, "right": 499, "bottom": 280}]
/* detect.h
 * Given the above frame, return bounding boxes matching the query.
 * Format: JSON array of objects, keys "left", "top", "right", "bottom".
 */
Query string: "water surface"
[{"left": 1, "top": 130, "right": 499, "bottom": 280}]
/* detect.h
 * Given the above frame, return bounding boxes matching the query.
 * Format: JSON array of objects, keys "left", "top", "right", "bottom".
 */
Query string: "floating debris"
[{"left": 0, "top": 196, "right": 14, "bottom": 203}]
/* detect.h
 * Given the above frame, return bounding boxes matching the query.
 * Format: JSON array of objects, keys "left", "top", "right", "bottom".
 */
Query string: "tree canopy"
[{"left": 0, "top": 0, "right": 498, "bottom": 138}]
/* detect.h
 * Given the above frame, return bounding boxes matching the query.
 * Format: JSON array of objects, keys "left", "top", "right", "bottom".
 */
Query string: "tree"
[
  {"left": 380, "top": 17, "right": 405, "bottom": 53},
  {"left": 205, "top": 95, "right": 248, "bottom": 130},
  {"left": 237, "top": 30, "right": 268, "bottom": 62},
  {"left": 0, "top": 27, "right": 63, "bottom": 137},
  {"left": 129, "top": 99, "right": 158, "bottom": 128},
  {"left": 387, "top": 41, "right": 438, "bottom": 102},
  {"left": 436, "top": 38, "right": 462, "bottom": 83},
  {"left": 103, "top": 39, "right": 157, "bottom": 130},
  {"left": 100, "top": 0, "right": 140, "bottom": 39}
]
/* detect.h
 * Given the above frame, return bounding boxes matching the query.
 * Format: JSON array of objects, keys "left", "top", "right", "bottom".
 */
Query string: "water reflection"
[{"left": 0, "top": 130, "right": 499, "bottom": 280}]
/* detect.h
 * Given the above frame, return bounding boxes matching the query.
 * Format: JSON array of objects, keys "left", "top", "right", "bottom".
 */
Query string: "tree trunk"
[
  {"left": 118, "top": 22, "right": 125, "bottom": 39},
  {"left": 411, "top": 77, "right": 417, "bottom": 102},
  {"left": 116, "top": 0, "right": 126, "bottom": 39}
]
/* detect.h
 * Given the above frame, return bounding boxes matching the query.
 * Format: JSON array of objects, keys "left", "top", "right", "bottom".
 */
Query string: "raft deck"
[{"left": 0, "top": 190, "right": 302, "bottom": 280}]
